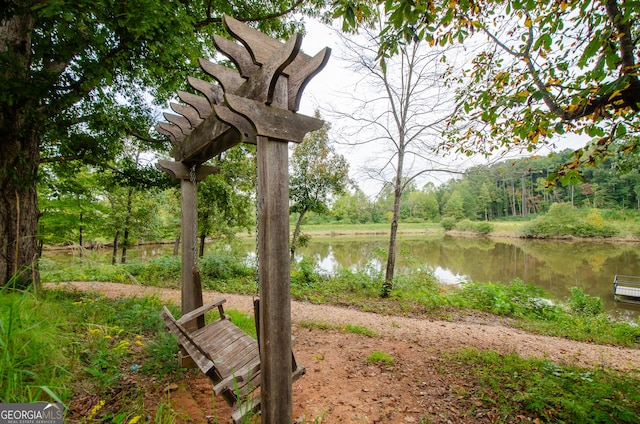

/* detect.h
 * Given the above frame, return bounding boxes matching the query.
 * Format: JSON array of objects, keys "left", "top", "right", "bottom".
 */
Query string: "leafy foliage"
[
  {"left": 0, "top": 0, "right": 330, "bottom": 286},
  {"left": 198, "top": 145, "right": 256, "bottom": 246},
  {"left": 290, "top": 112, "right": 350, "bottom": 257},
  {"left": 567, "top": 286, "right": 604, "bottom": 317},
  {"left": 333, "top": 0, "right": 640, "bottom": 182},
  {"left": 451, "top": 279, "right": 560, "bottom": 320},
  {"left": 0, "top": 287, "right": 180, "bottom": 405},
  {"left": 521, "top": 203, "right": 617, "bottom": 238},
  {"left": 440, "top": 217, "right": 457, "bottom": 230}
]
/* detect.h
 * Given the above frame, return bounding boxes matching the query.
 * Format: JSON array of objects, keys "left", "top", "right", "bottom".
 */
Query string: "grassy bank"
[
  {"left": 0, "top": 286, "right": 256, "bottom": 421},
  {"left": 271, "top": 221, "right": 523, "bottom": 237},
  {"left": 41, "top": 252, "right": 640, "bottom": 348},
  {"left": 285, "top": 207, "right": 640, "bottom": 239}
]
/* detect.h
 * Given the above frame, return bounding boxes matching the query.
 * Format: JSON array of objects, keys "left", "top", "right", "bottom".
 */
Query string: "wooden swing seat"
[{"left": 160, "top": 298, "right": 305, "bottom": 423}]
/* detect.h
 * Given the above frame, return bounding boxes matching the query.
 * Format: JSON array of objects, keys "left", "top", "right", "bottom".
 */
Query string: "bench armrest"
[
  {"left": 160, "top": 306, "right": 216, "bottom": 375},
  {"left": 177, "top": 297, "right": 227, "bottom": 326}
]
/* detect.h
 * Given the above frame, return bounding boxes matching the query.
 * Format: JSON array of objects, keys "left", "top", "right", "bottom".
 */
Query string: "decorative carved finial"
[{"left": 155, "top": 14, "right": 331, "bottom": 163}]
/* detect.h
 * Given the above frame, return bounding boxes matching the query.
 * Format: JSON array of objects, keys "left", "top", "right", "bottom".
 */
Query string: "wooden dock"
[{"left": 613, "top": 275, "right": 640, "bottom": 303}]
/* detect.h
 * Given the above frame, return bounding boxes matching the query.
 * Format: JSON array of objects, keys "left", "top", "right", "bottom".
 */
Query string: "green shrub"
[
  {"left": 475, "top": 221, "right": 494, "bottom": 234},
  {"left": 574, "top": 209, "right": 617, "bottom": 237},
  {"left": 441, "top": 217, "right": 457, "bottom": 231},
  {"left": 291, "top": 259, "right": 324, "bottom": 289},
  {"left": 199, "top": 253, "right": 253, "bottom": 280},
  {"left": 567, "top": 286, "right": 603, "bottom": 316},
  {"left": 451, "top": 280, "right": 559, "bottom": 319},
  {"left": 455, "top": 219, "right": 476, "bottom": 232},
  {"left": 123, "top": 255, "right": 181, "bottom": 284},
  {"left": 521, "top": 204, "right": 616, "bottom": 238}
]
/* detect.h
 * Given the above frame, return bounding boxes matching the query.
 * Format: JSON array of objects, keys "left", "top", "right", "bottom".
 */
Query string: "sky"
[
  {"left": 295, "top": 19, "right": 468, "bottom": 198},
  {"left": 294, "top": 19, "right": 588, "bottom": 199}
]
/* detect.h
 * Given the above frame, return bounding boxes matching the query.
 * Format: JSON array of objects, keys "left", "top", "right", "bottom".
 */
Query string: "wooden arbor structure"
[{"left": 156, "top": 15, "right": 330, "bottom": 423}]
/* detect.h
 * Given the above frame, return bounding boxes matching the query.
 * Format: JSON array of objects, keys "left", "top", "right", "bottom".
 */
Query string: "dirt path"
[{"left": 49, "top": 281, "right": 640, "bottom": 423}]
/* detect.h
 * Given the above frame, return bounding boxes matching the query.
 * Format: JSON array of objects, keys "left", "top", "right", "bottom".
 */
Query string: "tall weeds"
[{"left": 0, "top": 285, "right": 69, "bottom": 402}]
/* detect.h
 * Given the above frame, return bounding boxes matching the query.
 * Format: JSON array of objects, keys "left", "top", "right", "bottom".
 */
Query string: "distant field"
[
  {"left": 289, "top": 222, "right": 444, "bottom": 235},
  {"left": 242, "top": 217, "right": 640, "bottom": 239}
]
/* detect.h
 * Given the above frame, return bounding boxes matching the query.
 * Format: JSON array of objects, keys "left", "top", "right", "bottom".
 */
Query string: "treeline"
[
  {"left": 37, "top": 144, "right": 256, "bottom": 258},
  {"left": 37, "top": 148, "right": 640, "bottom": 252},
  {"left": 308, "top": 149, "right": 640, "bottom": 225}
]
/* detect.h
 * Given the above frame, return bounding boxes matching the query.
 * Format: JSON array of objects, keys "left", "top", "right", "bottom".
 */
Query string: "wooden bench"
[
  {"left": 160, "top": 298, "right": 305, "bottom": 423},
  {"left": 613, "top": 275, "right": 640, "bottom": 303}
]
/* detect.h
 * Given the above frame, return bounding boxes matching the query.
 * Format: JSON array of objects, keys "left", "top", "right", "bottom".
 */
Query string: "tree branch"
[
  {"left": 194, "top": 0, "right": 305, "bottom": 29},
  {"left": 126, "top": 129, "right": 165, "bottom": 145}
]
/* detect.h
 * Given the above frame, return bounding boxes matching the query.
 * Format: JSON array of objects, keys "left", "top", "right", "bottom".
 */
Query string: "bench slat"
[{"left": 160, "top": 298, "right": 304, "bottom": 424}]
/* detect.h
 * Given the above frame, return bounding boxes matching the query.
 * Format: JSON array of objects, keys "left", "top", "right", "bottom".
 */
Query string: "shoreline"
[{"left": 41, "top": 222, "right": 640, "bottom": 252}]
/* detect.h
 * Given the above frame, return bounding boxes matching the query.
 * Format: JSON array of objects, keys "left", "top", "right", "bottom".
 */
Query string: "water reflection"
[
  {"left": 294, "top": 234, "right": 640, "bottom": 316},
  {"left": 43, "top": 234, "right": 640, "bottom": 316}
]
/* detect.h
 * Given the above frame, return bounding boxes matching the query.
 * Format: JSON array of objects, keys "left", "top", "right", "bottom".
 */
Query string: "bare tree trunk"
[
  {"left": 173, "top": 235, "right": 180, "bottom": 256},
  {"left": 112, "top": 230, "right": 120, "bottom": 265},
  {"left": 290, "top": 208, "right": 308, "bottom": 262},
  {"left": 198, "top": 210, "right": 209, "bottom": 258},
  {"left": 199, "top": 233, "right": 206, "bottom": 257},
  {"left": 511, "top": 182, "right": 517, "bottom": 216},
  {"left": 78, "top": 211, "right": 84, "bottom": 258},
  {"left": 384, "top": 148, "right": 405, "bottom": 298},
  {"left": 121, "top": 188, "right": 133, "bottom": 264},
  {"left": 521, "top": 174, "right": 526, "bottom": 216},
  {"left": 0, "top": 14, "right": 40, "bottom": 288},
  {"left": 121, "top": 227, "right": 129, "bottom": 263},
  {"left": 571, "top": 185, "right": 574, "bottom": 206}
]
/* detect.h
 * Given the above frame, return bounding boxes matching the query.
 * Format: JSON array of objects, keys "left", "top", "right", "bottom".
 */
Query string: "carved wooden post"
[
  {"left": 256, "top": 132, "right": 292, "bottom": 420},
  {"left": 155, "top": 15, "right": 330, "bottom": 422},
  {"left": 156, "top": 160, "right": 219, "bottom": 332}
]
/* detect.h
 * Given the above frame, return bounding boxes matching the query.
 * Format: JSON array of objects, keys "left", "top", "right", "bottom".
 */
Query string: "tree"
[
  {"left": 0, "top": 0, "right": 324, "bottom": 288},
  {"left": 103, "top": 144, "right": 171, "bottom": 263},
  {"left": 331, "top": 188, "right": 376, "bottom": 223},
  {"left": 38, "top": 165, "right": 108, "bottom": 252},
  {"left": 333, "top": 22, "right": 459, "bottom": 296},
  {"left": 335, "top": 0, "right": 640, "bottom": 184},
  {"left": 405, "top": 186, "right": 440, "bottom": 220},
  {"left": 290, "top": 114, "right": 350, "bottom": 261},
  {"left": 442, "top": 190, "right": 465, "bottom": 220}
]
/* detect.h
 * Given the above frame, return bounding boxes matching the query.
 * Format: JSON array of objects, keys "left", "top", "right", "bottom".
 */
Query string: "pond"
[
  {"left": 293, "top": 234, "right": 640, "bottom": 318},
  {"left": 43, "top": 234, "right": 640, "bottom": 317}
]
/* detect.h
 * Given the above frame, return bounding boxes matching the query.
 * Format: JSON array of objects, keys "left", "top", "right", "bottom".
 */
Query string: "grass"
[
  {"left": 365, "top": 350, "right": 394, "bottom": 366},
  {"left": 0, "top": 287, "right": 70, "bottom": 403},
  {"left": 451, "top": 348, "right": 640, "bottom": 423},
  {"left": 295, "top": 220, "right": 538, "bottom": 235},
  {"left": 449, "top": 281, "right": 640, "bottom": 347},
  {"left": 28, "top": 233, "right": 640, "bottom": 422},
  {"left": 42, "top": 249, "right": 640, "bottom": 348},
  {"left": 226, "top": 309, "right": 257, "bottom": 339},
  {"left": 286, "top": 221, "right": 443, "bottom": 235},
  {"left": 0, "top": 286, "right": 183, "bottom": 420}
]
